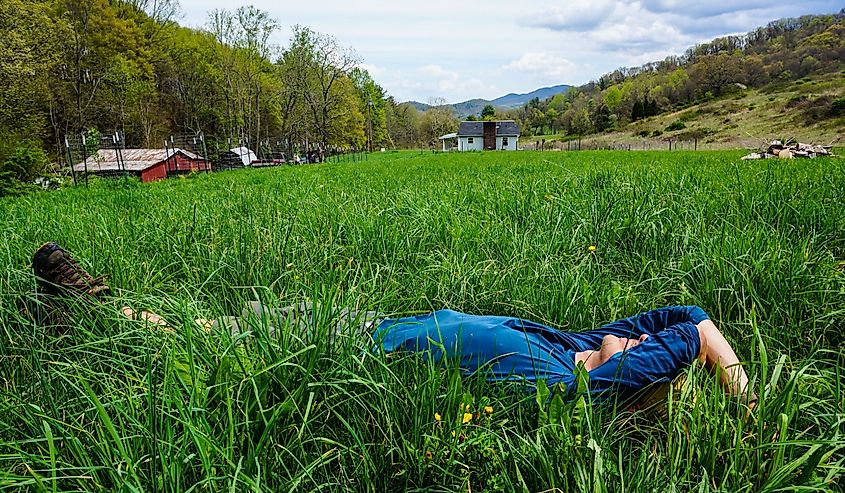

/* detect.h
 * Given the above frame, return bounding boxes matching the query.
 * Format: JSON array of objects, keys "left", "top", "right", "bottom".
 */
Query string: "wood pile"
[{"left": 742, "top": 140, "right": 835, "bottom": 160}]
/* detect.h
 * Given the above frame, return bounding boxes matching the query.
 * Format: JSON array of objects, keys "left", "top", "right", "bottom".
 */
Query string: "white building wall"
[
  {"left": 496, "top": 136, "right": 519, "bottom": 150},
  {"left": 458, "top": 135, "right": 519, "bottom": 151},
  {"left": 458, "top": 136, "right": 484, "bottom": 151}
]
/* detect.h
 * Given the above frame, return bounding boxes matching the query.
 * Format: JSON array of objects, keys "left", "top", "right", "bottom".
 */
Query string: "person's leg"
[
  {"left": 29, "top": 242, "right": 111, "bottom": 330},
  {"left": 32, "top": 243, "right": 110, "bottom": 298},
  {"left": 239, "top": 301, "right": 382, "bottom": 342}
]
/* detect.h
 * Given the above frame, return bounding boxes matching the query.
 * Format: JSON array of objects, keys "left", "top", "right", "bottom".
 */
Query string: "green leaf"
[{"left": 549, "top": 393, "right": 564, "bottom": 427}]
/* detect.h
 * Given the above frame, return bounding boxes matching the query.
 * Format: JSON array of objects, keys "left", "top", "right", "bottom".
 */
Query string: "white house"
[{"left": 456, "top": 121, "right": 520, "bottom": 151}]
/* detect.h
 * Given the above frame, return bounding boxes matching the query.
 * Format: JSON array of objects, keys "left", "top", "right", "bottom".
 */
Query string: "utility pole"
[{"left": 367, "top": 97, "right": 373, "bottom": 153}]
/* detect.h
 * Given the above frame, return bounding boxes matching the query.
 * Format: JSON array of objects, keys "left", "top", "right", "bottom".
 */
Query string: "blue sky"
[{"left": 177, "top": 1, "right": 844, "bottom": 103}]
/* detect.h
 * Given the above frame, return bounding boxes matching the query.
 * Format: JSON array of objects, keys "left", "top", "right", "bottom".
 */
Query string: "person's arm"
[
  {"left": 577, "top": 334, "right": 649, "bottom": 372},
  {"left": 695, "top": 319, "right": 753, "bottom": 402},
  {"left": 575, "top": 320, "right": 754, "bottom": 404}
]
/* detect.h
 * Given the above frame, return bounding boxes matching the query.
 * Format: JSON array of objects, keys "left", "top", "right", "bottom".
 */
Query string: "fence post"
[
  {"left": 201, "top": 133, "right": 210, "bottom": 173},
  {"left": 65, "top": 137, "right": 77, "bottom": 186},
  {"left": 81, "top": 133, "right": 89, "bottom": 186}
]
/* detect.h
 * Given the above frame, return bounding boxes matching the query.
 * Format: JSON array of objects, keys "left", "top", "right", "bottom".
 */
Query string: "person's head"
[{"left": 583, "top": 334, "right": 649, "bottom": 370}]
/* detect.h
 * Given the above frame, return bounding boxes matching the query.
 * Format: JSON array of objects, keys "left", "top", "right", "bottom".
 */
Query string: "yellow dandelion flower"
[
  {"left": 462, "top": 412, "right": 473, "bottom": 424},
  {"left": 434, "top": 412, "right": 441, "bottom": 422},
  {"left": 483, "top": 405, "right": 493, "bottom": 415},
  {"left": 588, "top": 245, "right": 597, "bottom": 252}
]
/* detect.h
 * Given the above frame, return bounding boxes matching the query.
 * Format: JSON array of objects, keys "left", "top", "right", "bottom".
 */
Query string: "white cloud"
[
  {"left": 585, "top": 4, "right": 688, "bottom": 52},
  {"left": 177, "top": 0, "right": 844, "bottom": 102},
  {"left": 417, "top": 64, "right": 458, "bottom": 79},
  {"left": 357, "top": 63, "right": 387, "bottom": 78},
  {"left": 503, "top": 52, "right": 577, "bottom": 80},
  {"left": 640, "top": 0, "right": 790, "bottom": 18},
  {"left": 521, "top": 0, "right": 617, "bottom": 31}
]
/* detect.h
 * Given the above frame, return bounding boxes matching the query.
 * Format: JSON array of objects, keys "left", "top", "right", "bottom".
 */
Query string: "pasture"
[{"left": 1, "top": 150, "right": 844, "bottom": 491}]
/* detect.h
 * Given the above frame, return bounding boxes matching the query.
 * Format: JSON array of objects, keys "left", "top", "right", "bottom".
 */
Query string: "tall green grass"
[{"left": 1, "top": 150, "right": 843, "bottom": 491}]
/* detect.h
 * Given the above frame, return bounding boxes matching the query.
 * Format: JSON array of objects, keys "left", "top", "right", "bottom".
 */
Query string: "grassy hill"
[
  {"left": 516, "top": 12, "right": 845, "bottom": 149},
  {"left": 527, "top": 71, "right": 845, "bottom": 150}
]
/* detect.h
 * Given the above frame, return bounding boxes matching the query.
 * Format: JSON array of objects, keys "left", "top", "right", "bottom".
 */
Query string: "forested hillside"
[{"left": 505, "top": 11, "right": 845, "bottom": 139}]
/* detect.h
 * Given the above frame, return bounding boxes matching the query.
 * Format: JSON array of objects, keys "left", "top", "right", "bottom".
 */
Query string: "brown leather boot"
[{"left": 32, "top": 242, "right": 110, "bottom": 298}]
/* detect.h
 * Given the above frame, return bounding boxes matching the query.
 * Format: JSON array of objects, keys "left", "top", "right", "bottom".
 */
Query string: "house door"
[{"left": 483, "top": 122, "right": 496, "bottom": 150}]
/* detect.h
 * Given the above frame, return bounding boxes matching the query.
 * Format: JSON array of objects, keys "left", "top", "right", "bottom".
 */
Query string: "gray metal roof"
[
  {"left": 72, "top": 148, "right": 201, "bottom": 172},
  {"left": 457, "top": 120, "right": 520, "bottom": 137}
]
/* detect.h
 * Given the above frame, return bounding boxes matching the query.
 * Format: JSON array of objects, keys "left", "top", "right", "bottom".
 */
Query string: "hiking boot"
[{"left": 32, "top": 242, "right": 110, "bottom": 298}]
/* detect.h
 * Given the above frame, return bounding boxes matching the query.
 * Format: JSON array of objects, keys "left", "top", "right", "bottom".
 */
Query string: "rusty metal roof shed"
[{"left": 72, "top": 148, "right": 201, "bottom": 172}]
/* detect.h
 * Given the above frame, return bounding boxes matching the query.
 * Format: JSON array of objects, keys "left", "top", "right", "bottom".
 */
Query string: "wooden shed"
[{"left": 72, "top": 148, "right": 210, "bottom": 183}]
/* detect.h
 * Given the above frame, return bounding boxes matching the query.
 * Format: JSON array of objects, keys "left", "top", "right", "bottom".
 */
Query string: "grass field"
[{"left": 1, "top": 150, "right": 844, "bottom": 492}]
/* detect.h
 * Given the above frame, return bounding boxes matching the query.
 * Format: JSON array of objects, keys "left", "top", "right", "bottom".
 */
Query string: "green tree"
[
  {"left": 207, "top": 7, "right": 278, "bottom": 149},
  {"left": 351, "top": 68, "right": 390, "bottom": 149},
  {"left": 282, "top": 25, "right": 361, "bottom": 150},
  {"left": 419, "top": 99, "right": 457, "bottom": 145},
  {"left": 688, "top": 53, "right": 743, "bottom": 97},
  {"left": 545, "top": 108, "right": 559, "bottom": 133},
  {"left": 385, "top": 99, "right": 420, "bottom": 148},
  {"left": 0, "top": 0, "right": 66, "bottom": 159},
  {"left": 602, "top": 85, "right": 623, "bottom": 111},
  {"left": 54, "top": 0, "right": 153, "bottom": 134},
  {"left": 480, "top": 104, "right": 496, "bottom": 120}
]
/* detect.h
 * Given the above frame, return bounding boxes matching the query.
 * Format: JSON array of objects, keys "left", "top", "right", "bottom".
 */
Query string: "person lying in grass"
[{"left": 30, "top": 242, "right": 755, "bottom": 407}]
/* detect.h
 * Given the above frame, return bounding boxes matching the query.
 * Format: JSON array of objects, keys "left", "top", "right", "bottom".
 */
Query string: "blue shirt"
[{"left": 372, "top": 307, "right": 704, "bottom": 397}]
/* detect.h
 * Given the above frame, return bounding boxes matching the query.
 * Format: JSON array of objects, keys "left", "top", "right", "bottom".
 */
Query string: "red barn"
[{"left": 72, "top": 148, "right": 210, "bottom": 183}]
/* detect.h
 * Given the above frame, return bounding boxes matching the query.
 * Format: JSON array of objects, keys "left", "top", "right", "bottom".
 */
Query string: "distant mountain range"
[{"left": 407, "top": 84, "right": 572, "bottom": 118}]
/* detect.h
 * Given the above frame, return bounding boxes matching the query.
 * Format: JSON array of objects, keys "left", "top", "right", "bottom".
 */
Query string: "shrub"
[
  {"left": 830, "top": 96, "right": 845, "bottom": 117},
  {"left": 0, "top": 144, "right": 48, "bottom": 197},
  {"left": 786, "top": 94, "right": 808, "bottom": 108},
  {"left": 677, "top": 109, "right": 700, "bottom": 122},
  {"left": 651, "top": 129, "right": 663, "bottom": 137},
  {"left": 665, "top": 120, "right": 686, "bottom": 132}
]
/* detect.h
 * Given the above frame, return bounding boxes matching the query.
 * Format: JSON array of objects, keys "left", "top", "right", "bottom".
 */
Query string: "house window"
[
  {"left": 468, "top": 137, "right": 474, "bottom": 144},
  {"left": 502, "top": 137, "right": 509, "bottom": 147}
]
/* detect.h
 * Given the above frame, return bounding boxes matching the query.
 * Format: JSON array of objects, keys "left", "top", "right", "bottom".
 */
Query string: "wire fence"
[
  {"left": 65, "top": 130, "right": 211, "bottom": 185},
  {"left": 524, "top": 138, "right": 715, "bottom": 152}
]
